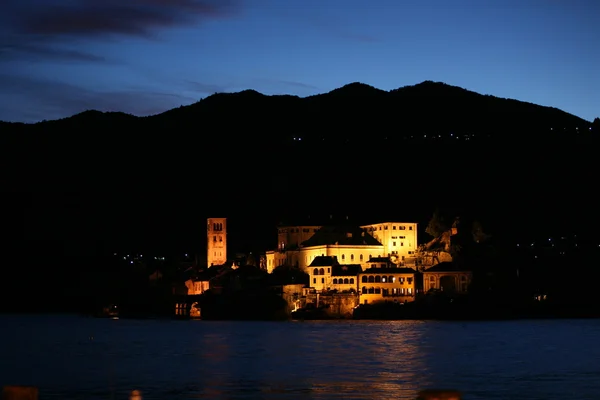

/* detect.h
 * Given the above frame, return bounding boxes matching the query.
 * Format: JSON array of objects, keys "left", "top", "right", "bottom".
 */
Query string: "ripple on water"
[{"left": 1, "top": 317, "right": 600, "bottom": 399}]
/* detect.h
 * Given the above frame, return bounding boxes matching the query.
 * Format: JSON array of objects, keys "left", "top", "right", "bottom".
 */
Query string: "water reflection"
[
  {"left": 2, "top": 316, "right": 600, "bottom": 399},
  {"left": 175, "top": 320, "right": 431, "bottom": 399}
]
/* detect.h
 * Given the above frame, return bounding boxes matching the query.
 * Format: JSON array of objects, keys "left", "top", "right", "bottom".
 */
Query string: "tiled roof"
[
  {"left": 424, "top": 262, "right": 471, "bottom": 272},
  {"left": 332, "top": 264, "right": 362, "bottom": 276},
  {"left": 367, "top": 256, "right": 391, "bottom": 263},
  {"left": 301, "top": 225, "right": 382, "bottom": 247},
  {"left": 360, "top": 267, "right": 417, "bottom": 274},
  {"left": 309, "top": 255, "right": 339, "bottom": 267},
  {"left": 196, "top": 265, "right": 229, "bottom": 281}
]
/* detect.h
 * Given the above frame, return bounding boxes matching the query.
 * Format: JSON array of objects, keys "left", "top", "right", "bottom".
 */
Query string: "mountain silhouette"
[
  {"left": 0, "top": 81, "right": 590, "bottom": 138},
  {"left": 0, "top": 80, "right": 596, "bottom": 243}
]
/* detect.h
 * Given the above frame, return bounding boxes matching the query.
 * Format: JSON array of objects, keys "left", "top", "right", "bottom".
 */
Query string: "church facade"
[{"left": 265, "top": 221, "right": 419, "bottom": 273}]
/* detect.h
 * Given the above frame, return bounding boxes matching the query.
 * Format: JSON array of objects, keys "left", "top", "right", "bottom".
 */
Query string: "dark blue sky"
[{"left": 1, "top": 0, "right": 598, "bottom": 123}]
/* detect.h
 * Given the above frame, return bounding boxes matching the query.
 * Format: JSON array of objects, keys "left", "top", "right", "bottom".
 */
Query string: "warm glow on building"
[
  {"left": 266, "top": 222, "right": 417, "bottom": 273},
  {"left": 277, "top": 225, "right": 321, "bottom": 251},
  {"left": 307, "top": 256, "right": 362, "bottom": 292},
  {"left": 358, "top": 267, "right": 417, "bottom": 304},
  {"left": 360, "top": 222, "right": 418, "bottom": 265},
  {"left": 186, "top": 279, "right": 209, "bottom": 295},
  {"left": 207, "top": 218, "right": 227, "bottom": 267},
  {"left": 267, "top": 244, "right": 384, "bottom": 273}
]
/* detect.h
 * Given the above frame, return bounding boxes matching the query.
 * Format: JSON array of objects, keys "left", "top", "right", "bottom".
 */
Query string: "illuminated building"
[
  {"left": 358, "top": 266, "right": 417, "bottom": 304},
  {"left": 266, "top": 221, "right": 418, "bottom": 273},
  {"left": 422, "top": 262, "right": 471, "bottom": 293},
  {"left": 360, "top": 222, "right": 419, "bottom": 264},
  {"left": 308, "top": 256, "right": 360, "bottom": 292},
  {"left": 207, "top": 218, "right": 227, "bottom": 267}
]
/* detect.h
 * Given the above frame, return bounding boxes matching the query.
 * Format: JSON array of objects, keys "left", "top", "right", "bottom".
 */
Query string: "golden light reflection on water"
[
  {"left": 198, "top": 332, "right": 231, "bottom": 362},
  {"left": 195, "top": 330, "right": 233, "bottom": 398},
  {"left": 188, "top": 320, "right": 436, "bottom": 399},
  {"left": 314, "top": 320, "right": 432, "bottom": 399},
  {"left": 275, "top": 320, "right": 432, "bottom": 399}
]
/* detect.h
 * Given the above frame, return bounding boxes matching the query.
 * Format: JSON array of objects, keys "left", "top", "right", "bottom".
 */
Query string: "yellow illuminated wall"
[
  {"left": 266, "top": 222, "right": 420, "bottom": 273},
  {"left": 309, "top": 264, "right": 334, "bottom": 291},
  {"left": 186, "top": 279, "right": 210, "bottom": 295},
  {"left": 297, "top": 245, "right": 384, "bottom": 271},
  {"left": 358, "top": 269, "right": 417, "bottom": 304},
  {"left": 266, "top": 250, "right": 288, "bottom": 273},
  {"left": 277, "top": 226, "right": 321, "bottom": 250},
  {"left": 360, "top": 222, "right": 418, "bottom": 263},
  {"left": 266, "top": 245, "right": 386, "bottom": 273},
  {"left": 207, "top": 218, "right": 227, "bottom": 267}
]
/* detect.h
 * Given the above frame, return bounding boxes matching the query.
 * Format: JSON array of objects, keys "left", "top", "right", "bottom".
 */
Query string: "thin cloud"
[
  {"left": 248, "top": 77, "right": 321, "bottom": 96},
  {"left": 1, "top": 0, "right": 240, "bottom": 62},
  {"left": 0, "top": 42, "right": 107, "bottom": 63},
  {"left": 272, "top": 79, "right": 320, "bottom": 91},
  {"left": 0, "top": 73, "right": 196, "bottom": 122},
  {"left": 7, "top": 0, "right": 239, "bottom": 38},
  {"left": 274, "top": 5, "right": 380, "bottom": 44}
]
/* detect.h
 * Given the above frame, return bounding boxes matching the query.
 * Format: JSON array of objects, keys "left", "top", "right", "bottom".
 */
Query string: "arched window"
[
  {"left": 333, "top": 278, "right": 338, "bottom": 284},
  {"left": 350, "top": 254, "right": 354, "bottom": 261},
  {"left": 360, "top": 254, "right": 363, "bottom": 261},
  {"left": 368, "top": 276, "right": 374, "bottom": 283},
  {"left": 349, "top": 278, "right": 354, "bottom": 284},
  {"left": 319, "top": 268, "right": 325, "bottom": 275},
  {"left": 343, "top": 278, "right": 349, "bottom": 284},
  {"left": 388, "top": 276, "right": 393, "bottom": 283},
  {"left": 375, "top": 275, "right": 381, "bottom": 283},
  {"left": 314, "top": 268, "right": 319, "bottom": 275},
  {"left": 362, "top": 286, "right": 367, "bottom": 293},
  {"left": 362, "top": 276, "right": 368, "bottom": 283},
  {"left": 341, "top": 254, "right": 345, "bottom": 260}
]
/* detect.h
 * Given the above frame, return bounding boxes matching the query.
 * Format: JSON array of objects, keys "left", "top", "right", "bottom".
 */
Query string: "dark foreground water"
[{"left": 1, "top": 315, "right": 600, "bottom": 399}]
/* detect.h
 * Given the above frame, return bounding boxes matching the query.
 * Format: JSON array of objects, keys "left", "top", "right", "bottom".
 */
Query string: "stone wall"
[
  {"left": 304, "top": 292, "right": 358, "bottom": 318},
  {"left": 279, "top": 284, "right": 305, "bottom": 315}
]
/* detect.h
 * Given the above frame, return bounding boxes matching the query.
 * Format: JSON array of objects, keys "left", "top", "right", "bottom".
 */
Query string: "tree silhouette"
[
  {"left": 245, "top": 253, "right": 257, "bottom": 267},
  {"left": 471, "top": 220, "right": 491, "bottom": 243},
  {"left": 425, "top": 208, "right": 448, "bottom": 238}
]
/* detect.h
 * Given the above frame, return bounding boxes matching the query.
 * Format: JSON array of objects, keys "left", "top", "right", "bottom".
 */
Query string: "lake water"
[{"left": 1, "top": 315, "right": 600, "bottom": 399}]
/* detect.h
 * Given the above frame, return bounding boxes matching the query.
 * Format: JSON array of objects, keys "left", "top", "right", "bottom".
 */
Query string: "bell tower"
[{"left": 207, "top": 218, "right": 227, "bottom": 267}]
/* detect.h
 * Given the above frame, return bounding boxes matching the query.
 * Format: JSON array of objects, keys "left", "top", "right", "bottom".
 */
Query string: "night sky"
[{"left": 1, "top": 0, "right": 598, "bottom": 123}]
